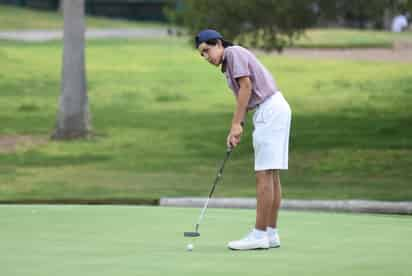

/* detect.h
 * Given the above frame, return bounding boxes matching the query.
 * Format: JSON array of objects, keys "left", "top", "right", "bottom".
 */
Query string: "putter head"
[{"left": 184, "top": 231, "right": 200, "bottom": 237}]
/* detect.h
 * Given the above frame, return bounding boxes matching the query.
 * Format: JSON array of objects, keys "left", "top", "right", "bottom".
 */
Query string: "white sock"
[
  {"left": 253, "top": 228, "right": 266, "bottom": 239},
  {"left": 266, "top": 227, "right": 278, "bottom": 237}
]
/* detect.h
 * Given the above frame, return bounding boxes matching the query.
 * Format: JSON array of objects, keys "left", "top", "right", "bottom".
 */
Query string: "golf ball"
[{"left": 186, "top": 243, "right": 193, "bottom": 251}]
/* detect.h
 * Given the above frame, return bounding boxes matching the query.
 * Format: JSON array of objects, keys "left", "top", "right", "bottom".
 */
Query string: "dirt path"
[
  {"left": 0, "top": 135, "right": 47, "bottom": 153},
  {"left": 0, "top": 28, "right": 168, "bottom": 42},
  {"left": 280, "top": 46, "right": 412, "bottom": 63},
  {"left": 1, "top": 28, "right": 411, "bottom": 62}
]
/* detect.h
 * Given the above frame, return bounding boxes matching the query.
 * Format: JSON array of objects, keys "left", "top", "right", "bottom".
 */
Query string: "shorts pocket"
[{"left": 253, "top": 108, "right": 265, "bottom": 124}]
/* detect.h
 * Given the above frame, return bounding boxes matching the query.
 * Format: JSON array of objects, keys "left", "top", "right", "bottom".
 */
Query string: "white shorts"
[{"left": 252, "top": 92, "right": 292, "bottom": 171}]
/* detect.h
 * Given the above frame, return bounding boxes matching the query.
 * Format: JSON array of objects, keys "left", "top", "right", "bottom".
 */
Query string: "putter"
[{"left": 184, "top": 147, "right": 233, "bottom": 238}]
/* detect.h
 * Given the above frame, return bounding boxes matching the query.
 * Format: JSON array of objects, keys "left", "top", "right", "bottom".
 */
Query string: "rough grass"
[
  {"left": 294, "top": 28, "right": 412, "bottom": 48},
  {"left": 0, "top": 38, "right": 411, "bottom": 201},
  {"left": 0, "top": 4, "right": 165, "bottom": 30}
]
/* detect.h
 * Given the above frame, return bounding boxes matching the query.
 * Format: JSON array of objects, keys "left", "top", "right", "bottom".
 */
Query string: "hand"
[{"left": 227, "top": 123, "right": 243, "bottom": 148}]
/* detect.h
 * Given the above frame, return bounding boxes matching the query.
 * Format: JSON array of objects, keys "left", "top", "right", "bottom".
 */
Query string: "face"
[{"left": 198, "top": 41, "right": 224, "bottom": 66}]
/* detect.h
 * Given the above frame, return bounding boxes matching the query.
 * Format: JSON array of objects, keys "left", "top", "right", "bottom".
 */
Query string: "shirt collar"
[{"left": 221, "top": 48, "right": 228, "bottom": 73}]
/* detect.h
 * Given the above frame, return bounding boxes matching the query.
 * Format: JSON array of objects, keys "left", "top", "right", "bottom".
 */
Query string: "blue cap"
[{"left": 195, "top": 29, "right": 223, "bottom": 48}]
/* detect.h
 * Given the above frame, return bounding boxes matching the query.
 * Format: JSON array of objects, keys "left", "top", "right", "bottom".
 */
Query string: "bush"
[{"left": 168, "top": 0, "right": 318, "bottom": 52}]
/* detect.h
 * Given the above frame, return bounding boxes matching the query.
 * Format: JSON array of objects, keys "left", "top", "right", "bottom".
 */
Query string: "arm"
[{"left": 227, "top": 76, "right": 252, "bottom": 148}]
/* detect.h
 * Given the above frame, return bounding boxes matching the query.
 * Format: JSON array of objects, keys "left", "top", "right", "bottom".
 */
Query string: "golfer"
[{"left": 195, "top": 29, "right": 292, "bottom": 250}]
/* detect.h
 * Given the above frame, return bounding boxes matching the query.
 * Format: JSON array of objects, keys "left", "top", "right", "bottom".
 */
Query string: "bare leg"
[
  {"left": 268, "top": 170, "right": 282, "bottom": 228},
  {"left": 255, "top": 170, "right": 274, "bottom": 230}
]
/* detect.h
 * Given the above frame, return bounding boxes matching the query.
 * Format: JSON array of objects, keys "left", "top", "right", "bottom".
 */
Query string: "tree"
[
  {"left": 316, "top": 0, "right": 412, "bottom": 29},
  {"left": 168, "top": 0, "right": 412, "bottom": 45},
  {"left": 171, "top": 0, "right": 318, "bottom": 52},
  {"left": 52, "top": 0, "right": 91, "bottom": 140}
]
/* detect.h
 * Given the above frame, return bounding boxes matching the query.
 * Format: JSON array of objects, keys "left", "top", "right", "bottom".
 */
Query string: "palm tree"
[{"left": 52, "top": 0, "right": 91, "bottom": 139}]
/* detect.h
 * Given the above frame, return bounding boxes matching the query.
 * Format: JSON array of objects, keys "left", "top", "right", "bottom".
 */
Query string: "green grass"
[
  {"left": 1, "top": 205, "right": 411, "bottom": 276},
  {"left": 241, "top": 28, "right": 412, "bottom": 49},
  {"left": 0, "top": 38, "right": 412, "bottom": 201},
  {"left": 295, "top": 28, "right": 412, "bottom": 48},
  {"left": 0, "top": 4, "right": 165, "bottom": 30}
]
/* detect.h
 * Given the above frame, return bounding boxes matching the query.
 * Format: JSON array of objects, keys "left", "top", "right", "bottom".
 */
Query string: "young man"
[{"left": 195, "top": 29, "right": 292, "bottom": 250}]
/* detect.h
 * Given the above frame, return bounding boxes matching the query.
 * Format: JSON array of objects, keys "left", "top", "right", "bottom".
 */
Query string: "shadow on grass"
[
  {"left": 0, "top": 151, "right": 111, "bottom": 167},
  {"left": 1, "top": 104, "right": 411, "bottom": 168}
]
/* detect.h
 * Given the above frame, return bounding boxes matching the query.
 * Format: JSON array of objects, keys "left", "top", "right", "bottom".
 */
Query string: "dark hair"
[{"left": 205, "top": 38, "right": 234, "bottom": 48}]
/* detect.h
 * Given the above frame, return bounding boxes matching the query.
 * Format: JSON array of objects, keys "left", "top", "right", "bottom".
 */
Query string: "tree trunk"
[
  {"left": 383, "top": 8, "right": 393, "bottom": 31},
  {"left": 52, "top": 0, "right": 91, "bottom": 140},
  {"left": 58, "top": 0, "right": 63, "bottom": 13}
]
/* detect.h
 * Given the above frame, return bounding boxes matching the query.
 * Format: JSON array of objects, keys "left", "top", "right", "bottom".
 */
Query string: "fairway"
[
  {"left": 1, "top": 205, "right": 411, "bottom": 276},
  {"left": 1, "top": 38, "right": 412, "bottom": 201}
]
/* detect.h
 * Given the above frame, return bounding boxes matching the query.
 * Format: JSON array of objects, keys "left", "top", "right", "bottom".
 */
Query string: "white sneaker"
[
  {"left": 227, "top": 230, "right": 269, "bottom": 250},
  {"left": 268, "top": 233, "right": 281, "bottom": 248}
]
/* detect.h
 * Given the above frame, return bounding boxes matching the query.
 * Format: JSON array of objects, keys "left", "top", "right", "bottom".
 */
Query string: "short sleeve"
[{"left": 226, "top": 48, "right": 250, "bottom": 79}]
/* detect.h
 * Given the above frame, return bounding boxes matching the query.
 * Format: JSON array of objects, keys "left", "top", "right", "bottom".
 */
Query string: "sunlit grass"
[
  {"left": 295, "top": 28, "right": 412, "bottom": 48},
  {"left": 0, "top": 4, "right": 166, "bottom": 30}
]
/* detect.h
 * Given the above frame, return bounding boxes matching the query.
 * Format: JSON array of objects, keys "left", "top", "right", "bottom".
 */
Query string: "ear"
[{"left": 197, "top": 42, "right": 206, "bottom": 51}]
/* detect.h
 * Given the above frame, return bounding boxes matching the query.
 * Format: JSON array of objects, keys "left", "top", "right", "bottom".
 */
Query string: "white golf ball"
[{"left": 186, "top": 243, "right": 193, "bottom": 251}]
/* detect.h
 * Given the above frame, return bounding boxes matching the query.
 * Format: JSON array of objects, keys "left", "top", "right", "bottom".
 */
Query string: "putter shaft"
[{"left": 184, "top": 148, "right": 232, "bottom": 237}]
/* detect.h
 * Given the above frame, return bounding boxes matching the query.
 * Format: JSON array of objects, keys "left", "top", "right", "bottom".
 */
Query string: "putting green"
[{"left": 1, "top": 205, "right": 411, "bottom": 276}]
